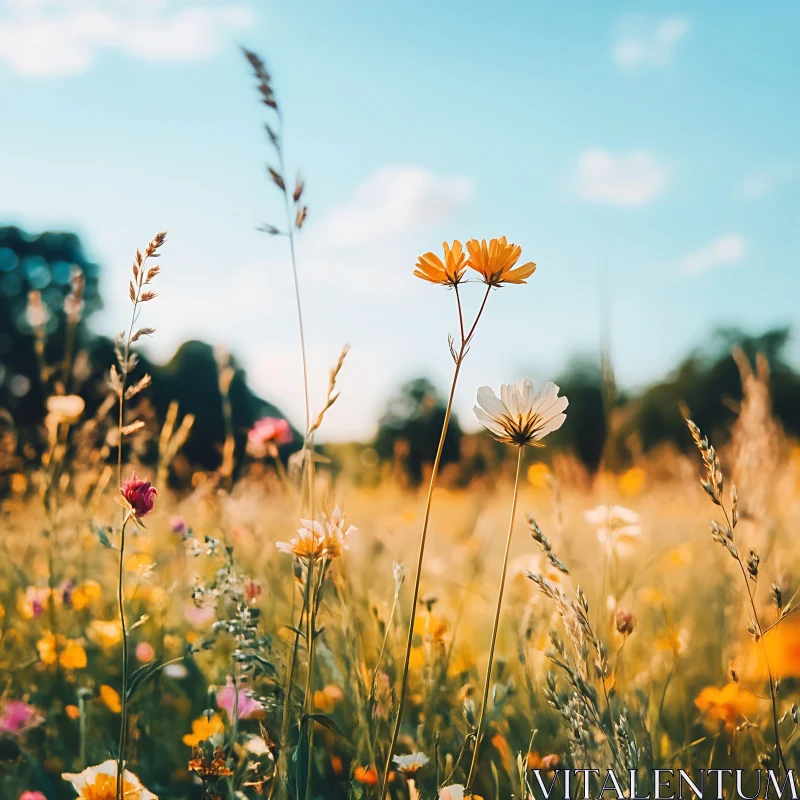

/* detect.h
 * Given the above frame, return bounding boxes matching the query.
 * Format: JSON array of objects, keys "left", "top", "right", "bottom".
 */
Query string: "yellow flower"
[
  {"left": 695, "top": 683, "right": 757, "bottom": 730},
  {"left": 100, "top": 685, "right": 121, "bottom": 714},
  {"left": 62, "top": 759, "right": 157, "bottom": 799},
  {"left": 60, "top": 641, "right": 88, "bottom": 670},
  {"left": 88, "top": 620, "right": 122, "bottom": 650},
  {"left": 527, "top": 462, "right": 550, "bottom": 490},
  {"left": 413, "top": 613, "right": 449, "bottom": 645},
  {"left": 10, "top": 473, "right": 27, "bottom": 495},
  {"left": 36, "top": 633, "right": 57, "bottom": 665},
  {"left": 182, "top": 714, "right": 225, "bottom": 747},
  {"left": 38, "top": 634, "right": 88, "bottom": 670},
  {"left": 125, "top": 553, "right": 154, "bottom": 573},
  {"left": 465, "top": 236, "right": 536, "bottom": 286},
  {"left": 618, "top": 466, "right": 645, "bottom": 497},
  {"left": 639, "top": 586, "right": 666, "bottom": 605},
  {"left": 413, "top": 240, "right": 467, "bottom": 286},
  {"left": 654, "top": 628, "right": 689, "bottom": 656},
  {"left": 666, "top": 545, "right": 692, "bottom": 567},
  {"left": 408, "top": 647, "right": 425, "bottom": 672},
  {"left": 72, "top": 581, "right": 102, "bottom": 610}
]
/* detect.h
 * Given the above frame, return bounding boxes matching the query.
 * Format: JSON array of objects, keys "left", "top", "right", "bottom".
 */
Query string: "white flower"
[
  {"left": 62, "top": 760, "right": 157, "bottom": 799},
  {"left": 439, "top": 785, "right": 466, "bottom": 800},
  {"left": 45, "top": 394, "right": 85, "bottom": 431},
  {"left": 164, "top": 663, "right": 188, "bottom": 679},
  {"left": 474, "top": 379, "right": 568, "bottom": 447},
  {"left": 585, "top": 505, "right": 641, "bottom": 557},
  {"left": 244, "top": 735, "right": 273, "bottom": 757},
  {"left": 392, "top": 751, "right": 430, "bottom": 773}
]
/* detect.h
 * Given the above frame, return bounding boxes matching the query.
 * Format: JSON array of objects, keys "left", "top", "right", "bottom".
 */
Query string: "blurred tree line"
[
  {"left": 2, "top": 224, "right": 798, "bottom": 488},
  {"left": 0, "top": 225, "right": 289, "bottom": 485},
  {"left": 366, "top": 329, "right": 800, "bottom": 486}
]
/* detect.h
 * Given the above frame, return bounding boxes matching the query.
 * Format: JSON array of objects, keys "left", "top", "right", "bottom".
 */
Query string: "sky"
[{"left": 1, "top": 0, "right": 798, "bottom": 441}]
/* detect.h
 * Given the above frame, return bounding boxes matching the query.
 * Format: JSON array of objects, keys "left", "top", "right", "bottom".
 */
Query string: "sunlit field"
[
  {"left": 4, "top": 386, "right": 800, "bottom": 800},
  {"left": 2, "top": 27, "right": 800, "bottom": 800}
]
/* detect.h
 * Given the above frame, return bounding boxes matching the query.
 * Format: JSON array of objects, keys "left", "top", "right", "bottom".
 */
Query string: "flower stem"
[
  {"left": 377, "top": 360, "right": 460, "bottom": 797},
  {"left": 379, "top": 286, "right": 491, "bottom": 800},
  {"left": 115, "top": 282, "right": 138, "bottom": 800},
  {"left": 724, "top": 503, "right": 788, "bottom": 775},
  {"left": 116, "top": 512, "right": 132, "bottom": 799},
  {"left": 302, "top": 552, "right": 317, "bottom": 800},
  {"left": 465, "top": 445, "right": 524, "bottom": 793}
]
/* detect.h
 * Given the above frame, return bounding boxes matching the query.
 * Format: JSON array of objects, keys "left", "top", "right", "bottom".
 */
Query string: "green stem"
[
  {"left": 379, "top": 285, "right": 491, "bottom": 800},
  {"left": 465, "top": 445, "right": 523, "bottom": 793},
  {"left": 116, "top": 513, "right": 132, "bottom": 798},
  {"left": 302, "top": 553, "right": 317, "bottom": 800}
]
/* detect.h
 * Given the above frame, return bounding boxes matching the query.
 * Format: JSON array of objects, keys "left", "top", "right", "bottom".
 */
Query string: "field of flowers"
[{"left": 2, "top": 48, "right": 800, "bottom": 800}]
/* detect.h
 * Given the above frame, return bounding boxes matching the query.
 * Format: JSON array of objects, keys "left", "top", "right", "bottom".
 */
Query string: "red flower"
[{"left": 120, "top": 472, "right": 158, "bottom": 518}]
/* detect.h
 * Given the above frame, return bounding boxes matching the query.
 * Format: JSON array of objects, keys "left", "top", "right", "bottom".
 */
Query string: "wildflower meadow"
[{"left": 2, "top": 23, "right": 800, "bottom": 800}]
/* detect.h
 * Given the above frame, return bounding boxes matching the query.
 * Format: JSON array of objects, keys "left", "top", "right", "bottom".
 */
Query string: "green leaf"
[
  {"left": 126, "top": 657, "right": 184, "bottom": 700},
  {"left": 251, "top": 654, "right": 278, "bottom": 678},
  {"left": 91, "top": 523, "right": 114, "bottom": 549},
  {"left": 301, "top": 713, "right": 352, "bottom": 747},
  {"left": 282, "top": 625, "right": 306, "bottom": 641},
  {"left": 290, "top": 727, "right": 309, "bottom": 800}
]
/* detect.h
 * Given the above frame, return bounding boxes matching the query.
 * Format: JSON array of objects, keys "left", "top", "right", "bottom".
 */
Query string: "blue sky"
[{"left": 1, "top": 1, "right": 798, "bottom": 440}]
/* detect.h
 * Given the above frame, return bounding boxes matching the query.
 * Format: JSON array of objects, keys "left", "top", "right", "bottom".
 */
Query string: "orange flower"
[
  {"left": 65, "top": 705, "right": 81, "bottom": 720},
  {"left": 761, "top": 617, "right": 800, "bottom": 678},
  {"left": 414, "top": 240, "right": 467, "bottom": 287},
  {"left": 695, "top": 682, "right": 757, "bottom": 729},
  {"left": 354, "top": 766, "right": 379, "bottom": 785},
  {"left": 99, "top": 685, "right": 121, "bottom": 714},
  {"left": 465, "top": 237, "right": 536, "bottom": 286}
]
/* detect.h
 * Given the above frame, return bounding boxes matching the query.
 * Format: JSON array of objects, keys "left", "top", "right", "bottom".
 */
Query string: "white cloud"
[
  {"left": 680, "top": 234, "right": 747, "bottom": 275},
  {"left": 613, "top": 16, "right": 690, "bottom": 70},
  {"left": 318, "top": 166, "right": 474, "bottom": 248},
  {"left": 735, "top": 164, "right": 797, "bottom": 201},
  {"left": 0, "top": 1, "right": 253, "bottom": 76},
  {"left": 576, "top": 149, "right": 669, "bottom": 206}
]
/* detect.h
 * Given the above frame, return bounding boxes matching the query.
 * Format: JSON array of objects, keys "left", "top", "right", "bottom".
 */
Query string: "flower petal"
[
  {"left": 473, "top": 406, "right": 506, "bottom": 438},
  {"left": 476, "top": 386, "right": 505, "bottom": 418},
  {"left": 533, "top": 412, "right": 566, "bottom": 439}
]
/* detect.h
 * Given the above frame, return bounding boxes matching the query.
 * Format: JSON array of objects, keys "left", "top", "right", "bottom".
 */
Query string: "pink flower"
[
  {"left": 217, "top": 677, "right": 264, "bottom": 723},
  {"left": 136, "top": 641, "right": 156, "bottom": 663},
  {"left": 0, "top": 701, "right": 42, "bottom": 735},
  {"left": 184, "top": 603, "right": 216, "bottom": 629},
  {"left": 21, "top": 586, "right": 50, "bottom": 618},
  {"left": 20, "top": 792, "right": 47, "bottom": 800},
  {"left": 170, "top": 516, "right": 187, "bottom": 535},
  {"left": 248, "top": 417, "right": 292, "bottom": 448},
  {"left": 120, "top": 472, "right": 157, "bottom": 518},
  {"left": 244, "top": 579, "right": 262, "bottom": 604},
  {"left": 59, "top": 579, "right": 75, "bottom": 607}
]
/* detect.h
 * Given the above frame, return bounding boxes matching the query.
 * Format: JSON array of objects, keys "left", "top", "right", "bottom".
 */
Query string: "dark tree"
[{"left": 374, "top": 377, "right": 462, "bottom": 484}]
